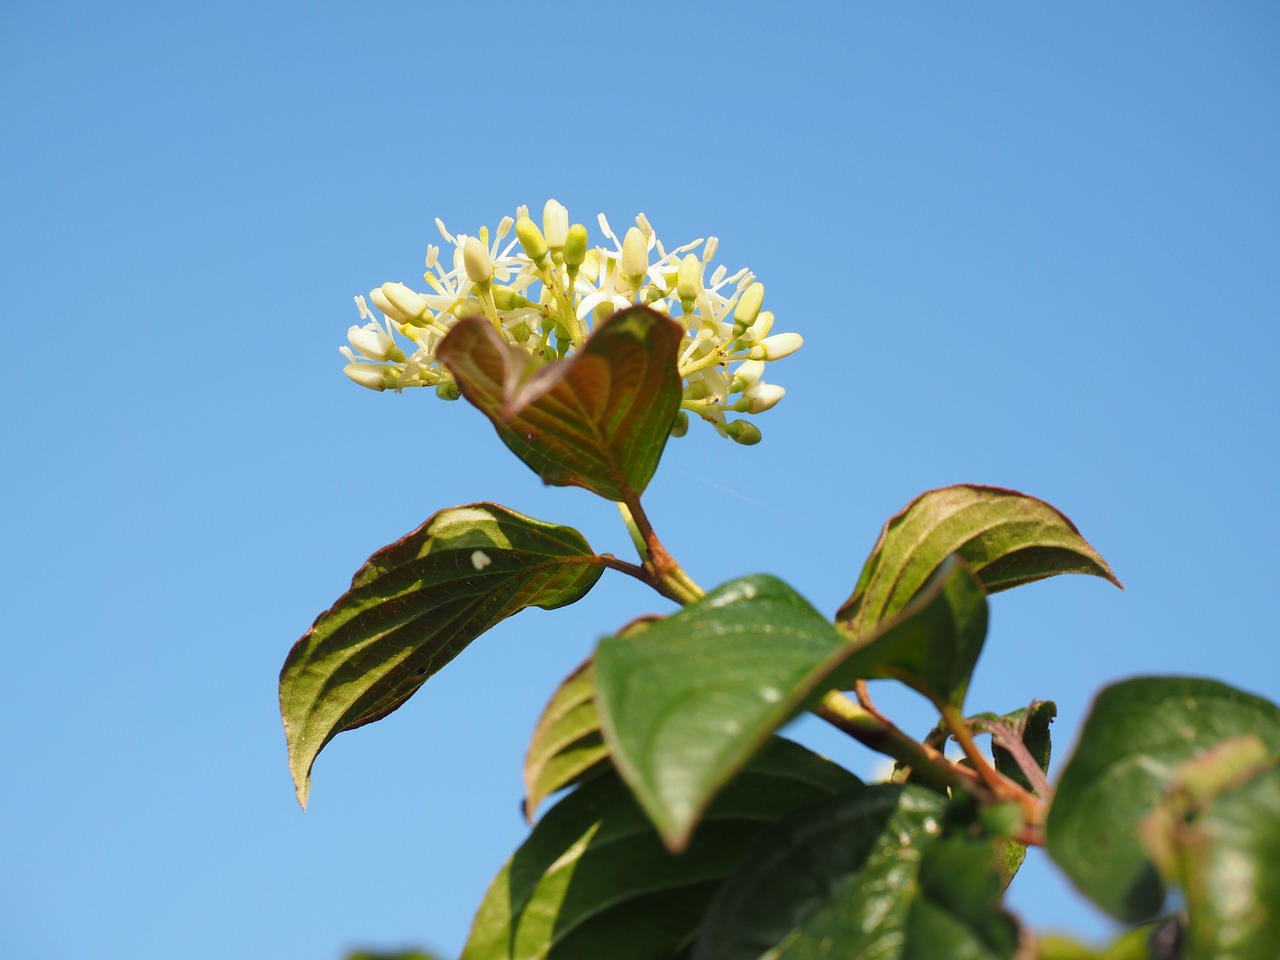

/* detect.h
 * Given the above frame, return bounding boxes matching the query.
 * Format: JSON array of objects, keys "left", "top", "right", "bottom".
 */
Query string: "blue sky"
[{"left": 3, "top": 2, "right": 1278, "bottom": 957}]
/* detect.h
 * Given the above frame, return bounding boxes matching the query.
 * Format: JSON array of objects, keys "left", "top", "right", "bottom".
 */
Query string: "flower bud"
[
  {"left": 729, "top": 360, "right": 766, "bottom": 393},
  {"left": 543, "top": 199, "right": 569, "bottom": 248},
  {"left": 741, "top": 382, "right": 785, "bottom": 413},
  {"left": 749, "top": 332, "right": 802, "bottom": 361},
  {"left": 726, "top": 420, "right": 762, "bottom": 445},
  {"left": 515, "top": 216, "right": 549, "bottom": 264},
  {"left": 741, "top": 310, "right": 775, "bottom": 345},
  {"left": 343, "top": 362, "right": 395, "bottom": 392},
  {"left": 733, "top": 282, "right": 765, "bottom": 330},
  {"left": 371, "top": 282, "right": 431, "bottom": 326},
  {"left": 564, "top": 223, "right": 589, "bottom": 268},
  {"left": 435, "top": 381, "right": 461, "bottom": 401},
  {"left": 677, "top": 254, "right": 703, "bottom": 302},
  {"left": 492, "top": 286, "right": 532, "bottom": 310},
  {"left": 463, "top": 236, "right": 494, "bottom": 286},
  {"left": 621, "top": 226, "right": 648, "bottom": 280},
  {"left": 347, "top": 324, "right": 405, "bottom": 363},
  {"left": 669, "top": 410, "right": 689, "bottom": 438}
]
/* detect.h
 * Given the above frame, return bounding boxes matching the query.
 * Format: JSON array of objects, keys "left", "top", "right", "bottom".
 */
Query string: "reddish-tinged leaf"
[
  {"left": 438, "top": 306, "right": 683, "bottom": 502},
  {"left": 838, "top": 484, "right": 1120, "bottom": 640}
]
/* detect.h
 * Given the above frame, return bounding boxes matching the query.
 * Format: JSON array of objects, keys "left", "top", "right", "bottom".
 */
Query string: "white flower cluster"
[{"left": 340, "top": 200, "right": 802, "bottom": 443}]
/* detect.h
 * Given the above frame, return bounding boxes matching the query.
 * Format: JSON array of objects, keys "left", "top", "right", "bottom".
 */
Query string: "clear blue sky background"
[{"left": 4, "top": 2, "right": 1278, "bottom": 957}]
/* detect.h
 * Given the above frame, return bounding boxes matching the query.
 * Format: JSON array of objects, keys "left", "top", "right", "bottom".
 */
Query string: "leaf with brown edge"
[
  {"left": 279, "top": 503, "right": 604, "bottom": 808},
  {"left": 838, "top": 484, "right": 1120, "bottom": 641},
  {"left": 437, "top": 306, "right": 684, "bottom": 503}
]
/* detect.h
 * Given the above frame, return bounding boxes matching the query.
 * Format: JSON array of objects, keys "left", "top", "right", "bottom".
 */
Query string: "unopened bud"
[
  {"left": 347, "top": 324, "right": 406, "bottom": 363},
  {"left": 741, "top": 382, "right": 785, "bottom": 413},
  {"left": 677, "top": 254, "right": 703, "bottom": 302},
  {"left": 435, "top": 381, "right": 461, "bottom": 401},
  {"left": 621, "top": 226, "right": 648, "bottom": 279},
  {"left": 733, "top": 282, "right": 765, "bottom": 329},
  {"left": 730, "top": 360, "right": 766, "bottom": 393},
  {"left": 564, "top": 223, "right": 589, "bottom": 268},
  {"left": 669, "top": 410, "right": 689, "bottom": 438},
  {"left": 749, "top": 332, "right": 803, "bottom": 361},
  {"left": 726, "top": 420, "right": 762, "bottom": 445},
  {"left": 515, "top": 216, "right": 549, "bottom": 264},
  {"left": 343, "top": 362, "right": 395, "bottom": 392},
  {"left": 371, "top": 282, "right": 430, "bottom": 326},
  {"left": 492, "top": 286, "right": 532, "bottom": 310},
  {"left": 741, "top": 311, "right": 775, "bottom": 345},
  {"left": 463, "top": 236, "right": 494, "bottom": 286},
  {"left": 543, "top": 199, "right": 569, "bottom": 248}
]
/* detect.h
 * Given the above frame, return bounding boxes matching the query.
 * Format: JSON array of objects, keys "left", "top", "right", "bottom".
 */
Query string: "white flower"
[{"left": 339, "top": 201, "right": 803, "bottom": 440}]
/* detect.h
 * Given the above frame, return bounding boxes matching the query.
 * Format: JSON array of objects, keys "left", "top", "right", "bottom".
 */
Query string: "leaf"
[
  {"left": 691, "top": 785, "right": 1021, "bottom": 960},
  {"left": 595, "top": 560, "right": 985, "bottom": 851},
  {"left": 1037, "top": 924, "right": 1171, "bottom": 960},
  {"left": 969, "top": 701, "right": 1057, "bottom": 795},
  {"left": 1045, "top": 676, "right": 1280, "bottom": 923},
  {"left": 1176, "top": 763, "right": 1280, "bottom": 960},
  {"left": 438, "top": 306, "right": 684, "bottom": 503},
  {"left": 852, "top": 555, "right": 989, "bottom": 711},
  {"left": 1138, "top": 741, "right": 1280, "bottom": 960},
  {"left": 461, "top": 738, "right": 862, "bottom": 960},
  {"left": 837, "top": 484, "right": 1120, "bottom": 640},
  {"left": 523, "top": 657, "right": 609, "bottom": 822},
  {"left": 280, "top": 504, "right": 604, "bottom": 808}
]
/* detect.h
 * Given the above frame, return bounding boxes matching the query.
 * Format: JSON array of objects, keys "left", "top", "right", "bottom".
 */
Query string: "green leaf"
[
  {"left": 1037, "top": 923, "right": 1170, "bottom": 960},
  {"left": 438, "top": 306, "right": 684, "bottom": 502},
  {"left": 853, "top": 555, "right": 989, "bottom": 711},
  {"left": 280, "top": 504, "right": 604, "bottom": 808},
  {"left": 523, "top": 657, "right": 609, "bottom": 822},
  {"left": 1138, "top": 741, "right": 1280, "bottom": 960},
  {"left": 837, "top": 484, "right": 1120, "bottom": 640},
  {"left": 692, "top": 785, "right": 1021, "bottom": 959},
  {"left": 1178, "top": 763, "right": 1280, "bottom": 960},
  {"left": 968, "top": 701, "right": 1057, "bottom": 795},
  {"left": 1046, "top": 676, "right": 1280, "bottom": 923},
  {"left": 461, "top": 738, "right": 862, "bottom": 960},
  {"left": 595, "top": 560, "right": 984, "bottom": 851}
]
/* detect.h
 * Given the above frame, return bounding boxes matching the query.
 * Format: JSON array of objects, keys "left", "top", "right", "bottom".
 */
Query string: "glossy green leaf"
[
  {"left": 461, "top": 738, "right": 862, "bottom": 960},
  {"left": 837, "top": 484, "right": 1120, "bottom": 640},
  {"left": 853, "top": 555, "right": 989, "bottom": 711},
  {"left": 593, "top": 576, "right": 848, "bottom": 851},
  {"left": 280, "top": 504, "right": 604, "bottom": 807},
  {"left": 595, "top": 560, "right": 983, "bottom": 851},
  {"left": 692, "top": 785, "right": 1021, "bottom": 959},
  {"left": 438, "top": 306, "right": 684, "bottom": 502},
  {"left": 523, "top": 657, "right": 608, "bottom": 822},
  {"left": 1046, "top": 676, "right": 1280, "bottom": 923}
]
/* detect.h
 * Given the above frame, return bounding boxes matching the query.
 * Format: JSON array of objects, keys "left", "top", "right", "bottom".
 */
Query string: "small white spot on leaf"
[{"left": 471, "top": 550, "right": 492, "bottom": 571}]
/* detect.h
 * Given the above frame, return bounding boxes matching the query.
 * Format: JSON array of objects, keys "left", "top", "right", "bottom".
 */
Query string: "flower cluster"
[{"left": 340, "top": 201, "right": 802, "bottom": 443}]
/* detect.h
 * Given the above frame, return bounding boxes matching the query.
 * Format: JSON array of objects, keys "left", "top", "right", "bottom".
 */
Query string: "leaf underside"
[
  {"left": 280, "top": 503, "right": 603, "bottom": 807},
  {"left": 838, "top": 484, "right": 1120, "bottom": 640},
  {"left": 523, "top": 656, "right": 609, "bottom": 822},
  {"left": 438, "top": 306, "right": 684, "bottom": 502}
]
